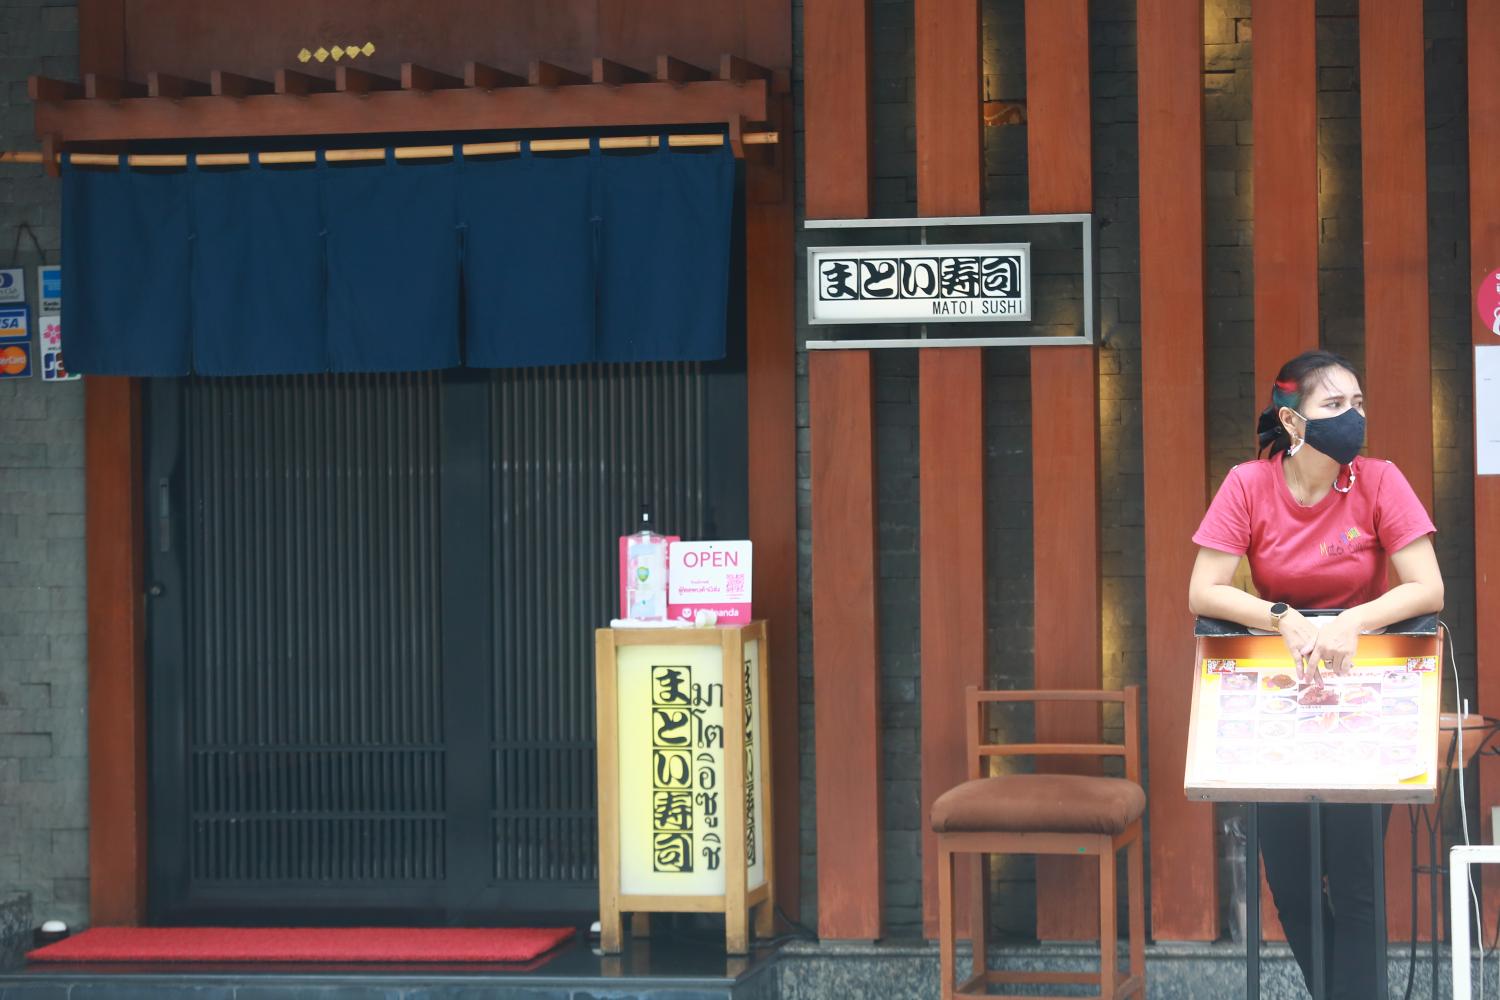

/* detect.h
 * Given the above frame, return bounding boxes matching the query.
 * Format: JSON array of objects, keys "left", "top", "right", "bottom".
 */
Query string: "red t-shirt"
[{"left": 1192, "top": 454, "right": 1436, "bottom": 609}]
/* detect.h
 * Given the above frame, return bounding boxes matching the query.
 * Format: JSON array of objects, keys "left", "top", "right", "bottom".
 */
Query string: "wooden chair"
[{"left": 931, "top": 686, "right": 1146, "bottom": 1000}]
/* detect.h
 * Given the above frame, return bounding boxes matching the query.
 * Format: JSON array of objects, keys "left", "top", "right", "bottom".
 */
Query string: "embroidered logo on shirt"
[{"left": 1318, "top": 527, "right": 1365, "bottom": 557}]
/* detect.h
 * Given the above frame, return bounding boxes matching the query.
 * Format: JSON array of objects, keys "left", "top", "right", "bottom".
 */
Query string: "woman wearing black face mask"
[{"left": 1186, "top": 349, "right": 1444, "bottom": 1000}]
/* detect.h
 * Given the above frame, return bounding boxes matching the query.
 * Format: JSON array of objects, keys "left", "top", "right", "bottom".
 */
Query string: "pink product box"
[{"left": 667, "top": 540, "right": 752, "bottom": 625}]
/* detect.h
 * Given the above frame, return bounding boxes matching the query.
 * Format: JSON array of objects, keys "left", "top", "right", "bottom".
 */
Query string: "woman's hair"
[{"left": 1255, "top": 349, "right": 1361, "bottom": 457}]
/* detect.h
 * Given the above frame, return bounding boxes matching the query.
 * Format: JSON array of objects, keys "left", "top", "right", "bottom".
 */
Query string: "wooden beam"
[
  {"left": 147, "top": 72, "right": 209, "bottom": 99},
  {"left": 592, "top": 58, "right": 649, "bottom": 86},
  {"left": 274, "top": 69, "right": 333, "bottom": 96},
  {"left": 337, "top": 66, "right": 400, "bottom": 94},
  {"left": 464, "top": 61, "right": 524, "bottom": 89},
  {"left": 803, "top": 0, "right": 871, "bottom": 218},
  {"left": 37, "top": 80, "right": 770, "bottom": 143},
  {"left": 402, "top": 63, "right": 463, "bottom": 92},
  {"left": 84, "top": 73, "right": 145, "bottom": 100},
  {"left": 809, "top": 349, "right": 883, "bottom": 941},
  {"left": 1025, "top": 0, "right": 1101, "bottom": 943},
  {"left": 719, "top": 54, "right": 771, "bottom": 83},
  {"left": 28, "top": 76, "right": 83, "bottom": 101},
  {"left": 210, "top": 70, "right": 273, "bottom": 98},
  {"left": 1137, "top": 0, "right": 1217, "bottom": 942},
  {"left": 1360, "top": 0, "right": 1436, "bottom": 944},
  {"left": 1252, "top": 0, "right": 1319, "bottom": 408},
  {"left": 916, "top": 0, "right": 981, "bottom": 217},
  {"left": 656, "top": 55, "right": 710, "bottom": 84},
  {"left": 1469, "top": 0, "right": 1500, "bottom": 939},
  {"left": 914, "top": 0, "right": 983, "bottom": 940},
  {"left": 529, "top": 60, "right": 588, "bottom": 87},
  {"left": 79, "top": 0, "right": 144, "bottom": 928}
]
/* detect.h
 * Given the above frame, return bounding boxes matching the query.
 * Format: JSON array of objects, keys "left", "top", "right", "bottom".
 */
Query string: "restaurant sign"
[{"left": 807, "top": 243, "right": 1030, "bottom": 325}]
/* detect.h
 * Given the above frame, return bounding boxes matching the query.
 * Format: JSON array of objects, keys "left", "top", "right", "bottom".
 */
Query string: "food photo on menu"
[{"left": 1207, "top": 660, "right": 1432, "bottom": 782}]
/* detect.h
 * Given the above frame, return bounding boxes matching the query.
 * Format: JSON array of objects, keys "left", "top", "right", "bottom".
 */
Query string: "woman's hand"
[
  {"left": 1307, "top": 610, "right": 1362, "bottom": 678},
  {"left": 1277, "top": 609, "right": 1321, "bottom": 685}
]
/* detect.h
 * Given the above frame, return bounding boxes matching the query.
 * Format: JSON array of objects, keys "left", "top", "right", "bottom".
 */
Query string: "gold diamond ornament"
[
  {"left": 298, "top": 48, "right": 312, "bottom": 63},
  {"left": 330, "top": 45, "right": 345, "bottom": 60},
  {"left": 314, "top": 47, "right": 329, "bottom": 62},
  {"left": 362, "top": 42, "right": 376, "bottom": 56}
]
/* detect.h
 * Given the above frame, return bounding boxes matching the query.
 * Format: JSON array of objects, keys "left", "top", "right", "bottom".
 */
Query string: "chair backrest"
[{"left": 964, "top": 686, "right": 1141, "bottom": 785}]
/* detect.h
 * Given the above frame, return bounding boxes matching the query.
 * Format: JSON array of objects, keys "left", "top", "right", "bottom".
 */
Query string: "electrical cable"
[{"left": 7, "top": 222, "right": 47, "bottom": 268}]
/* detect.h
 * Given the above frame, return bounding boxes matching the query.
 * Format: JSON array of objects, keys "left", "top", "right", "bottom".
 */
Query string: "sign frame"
[
  {"left": 803, "top": 212, "right": 1096, "bottom": 350},
  {"left": 806, "top": 241, "right": 1032, "bottom": 326}
]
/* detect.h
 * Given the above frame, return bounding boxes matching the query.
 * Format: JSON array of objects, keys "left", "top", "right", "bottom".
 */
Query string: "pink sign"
[
  {"left": 1478, "top": 268, "right": 1500, "bottom": 336},
  {"left": 667, "top": 540, "right": 752, "bottom": 625}
]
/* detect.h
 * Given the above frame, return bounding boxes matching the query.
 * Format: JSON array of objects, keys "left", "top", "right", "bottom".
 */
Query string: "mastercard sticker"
[{"left": 0, "top": 343, "right": 32, "bottom": 378}]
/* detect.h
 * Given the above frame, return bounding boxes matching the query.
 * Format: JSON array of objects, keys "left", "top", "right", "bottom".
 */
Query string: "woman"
[{"left": 1187, "top": 349, "right": 1443, "bottom": 1000}]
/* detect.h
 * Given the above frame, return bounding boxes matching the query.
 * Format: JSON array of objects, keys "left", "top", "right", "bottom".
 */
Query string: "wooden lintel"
[
  {"left": 210, "top": 71, "right": 273, "bottom": 97},
  {"left": 402, "top": 63, "right": 464, "bottom": 91},
  {"left": 337, "top": 66, "right": 401, "bottom": 94},
  {"left": 85, "top": 74, "right": 146, "bottom": 100},
  {"left": 33, "top": 78, "right": 771, "bottom": 143},
  {"left": 275, "top": 69, "right": 334, "bottom": 96},
  {"left": 719, "top": 54, "right": 771, "bottom": 83},
  {"left": 592, "top": 58, "right": 649, "bottom": 86},
  {"left": 29, "top": 76, "right": 84, "bottom": 101},
  {"left": 147, "top": 72, "right": 209, "bottom": 99},
  {"left": 529, "top": 60, "right": 589, "bottom": 87},
  {"left": 656, "top": 55, "right": 710, "bottom": 84},
  {"left": 464, "top": 61, "right": 524, "bottom": 89}
]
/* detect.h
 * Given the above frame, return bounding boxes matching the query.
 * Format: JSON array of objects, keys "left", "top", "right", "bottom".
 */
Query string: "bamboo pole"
[{"left": 0, "top": 130, "right": 778, "bottom": 168}]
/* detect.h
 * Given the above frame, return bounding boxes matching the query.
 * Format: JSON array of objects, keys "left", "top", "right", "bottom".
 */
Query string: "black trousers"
[{"left": 1260, "top": 803, "right": 1392, "bottom": 1000}]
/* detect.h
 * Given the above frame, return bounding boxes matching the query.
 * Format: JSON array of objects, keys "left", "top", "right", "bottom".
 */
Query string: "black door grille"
[{"left": 145, "top": 363, "right": 741, "bottom": 924}]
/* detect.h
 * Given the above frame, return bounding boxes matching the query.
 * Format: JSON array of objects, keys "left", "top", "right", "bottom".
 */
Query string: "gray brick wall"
[
  {"left": 0, "top": 0, "right": 88, "bottom": 932},
  {"left": 792, "top": 0, "right": 1480, "bottom": 941}
]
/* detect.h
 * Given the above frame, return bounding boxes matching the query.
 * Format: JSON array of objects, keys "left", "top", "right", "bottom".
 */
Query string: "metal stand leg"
[
  {"left": 1430, "top": 808, "right": 1442, "bottom": 1000},
  {"left": 1248, "top": 803, "right": 1260, "bottom": 1000},
  {"left": 1311, "top": 803, "right": 1326, "bottom": 1000},
  {"left": 1452, "top": 849, "right": 1472, "bottom": 1000},
  {"left": 1373, "top": 804, "right": 1388, "bottom": 999}
]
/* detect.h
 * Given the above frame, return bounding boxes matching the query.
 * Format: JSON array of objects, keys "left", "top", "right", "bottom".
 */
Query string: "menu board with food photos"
[{"left": 1184, "top": 654, "right": 1442, "bottom": 803}]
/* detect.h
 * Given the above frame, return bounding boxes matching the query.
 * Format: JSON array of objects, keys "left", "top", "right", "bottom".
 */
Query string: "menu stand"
[{"left": 1186, "top": 612, "right": 1443, "bottom": 1000}]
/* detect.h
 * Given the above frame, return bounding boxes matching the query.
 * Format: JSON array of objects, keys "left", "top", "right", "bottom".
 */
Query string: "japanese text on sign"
[{"left": 808, "top": 244, "right": 1030, "bottom": 325}]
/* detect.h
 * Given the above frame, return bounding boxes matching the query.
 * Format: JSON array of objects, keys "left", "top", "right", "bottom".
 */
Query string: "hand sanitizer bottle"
[{"left": 625, "top": 505, "right": 668, "bottom": 621}]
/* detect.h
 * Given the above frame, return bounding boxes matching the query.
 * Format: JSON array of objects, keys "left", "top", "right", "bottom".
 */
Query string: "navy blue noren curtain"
[
  {"left": 61, "top": 137, "right": 736, "bottom": 376},
  {"left": 63, "top": 157, "right": 194, "bottom": 376},
  {"left": 191, "top": 156, "right": 325, "bottom": 375}
]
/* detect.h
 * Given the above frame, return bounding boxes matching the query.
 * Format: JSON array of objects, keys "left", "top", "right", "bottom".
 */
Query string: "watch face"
[{"left": 1271, "top": 603, "right": 1289, "bottom": 616}]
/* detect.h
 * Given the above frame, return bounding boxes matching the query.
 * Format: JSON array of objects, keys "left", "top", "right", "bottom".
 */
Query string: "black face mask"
[{"left": 1291, "top": 407, "right": 1365, "bottom": 465}]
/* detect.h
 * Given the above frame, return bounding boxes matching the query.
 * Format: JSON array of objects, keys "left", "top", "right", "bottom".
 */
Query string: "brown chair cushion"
[{"left": 930, "top": 774, "right": 1145, "bottom": 836}]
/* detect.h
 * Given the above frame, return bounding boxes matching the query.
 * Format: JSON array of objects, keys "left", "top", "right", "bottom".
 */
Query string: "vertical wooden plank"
[
  {"left": 86, "top": 378, "right": 148, "bottom": 926},
  {"left": 1137, "top": 0, "right": 1217, "bottom": 941},
  {"left": 917, "top": 350, "right": 986, "bottom": 938},
  {"left": 1252, "top": 0, "right": 1319, "bottom": 401},
  {"left": 1359, "top": 0, "right": 1437, "bottom": 943},
  {"left": 80, "top": 0, "right": 148, "bottom": 928},
  {"left": 1469, "top": 0, "right": 1500, "bottom": 938},
  {"left": 1025, "top": 0, "right": 1101, "bottom": 942},
  {"left": 595, "top": 631, "right": 622, "bottom": 952},
  {"left": 914, "top": 0, "right": 984, "bottom": 939},
  {"left": 809, "top": 350, "right": 884, "bottom": 939},
  {"left": 803, "top": 0, "right": 872, "bottom": 218},
  {"left": 915, "top": 0, "right": 982, "bottom": 217},
  {"left": 743, "top": 0, "right": 802, "bottom": 923}
]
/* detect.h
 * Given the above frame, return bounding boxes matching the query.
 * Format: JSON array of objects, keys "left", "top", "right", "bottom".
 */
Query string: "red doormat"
[{"left": 27, "top": 926, "right": 575, "bottom": 964}]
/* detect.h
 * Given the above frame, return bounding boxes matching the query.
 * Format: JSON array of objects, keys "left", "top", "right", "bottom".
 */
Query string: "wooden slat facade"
[
  {"left": 803, "top": 0, "right": 872, "bottom": 219},
  {"left": 1358, "top": 0, "right": 1438, "bottom": 942},
  {"left": 1024, "top": 0, "right": 1100, "bottom": 941},
  {"left": 914, "top": 0, "right": 985, "bottom": 940},
  {"left": 1469, "top": 0, "right": 1500, "bottom": 937},
  {"left": 808, "top": 350, "right": 884, "bottom": 940},
  {"left": 1137, "top": 0, "right": 1216, "bottom": 942},
  {"left": 1251, "top": 0, "right": 1319, "bottom": 404}
]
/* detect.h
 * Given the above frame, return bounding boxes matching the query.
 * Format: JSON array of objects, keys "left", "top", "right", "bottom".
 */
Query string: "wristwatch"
[{"left": 1268, "top": 602, "right": 1290, "bottom": 629}]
